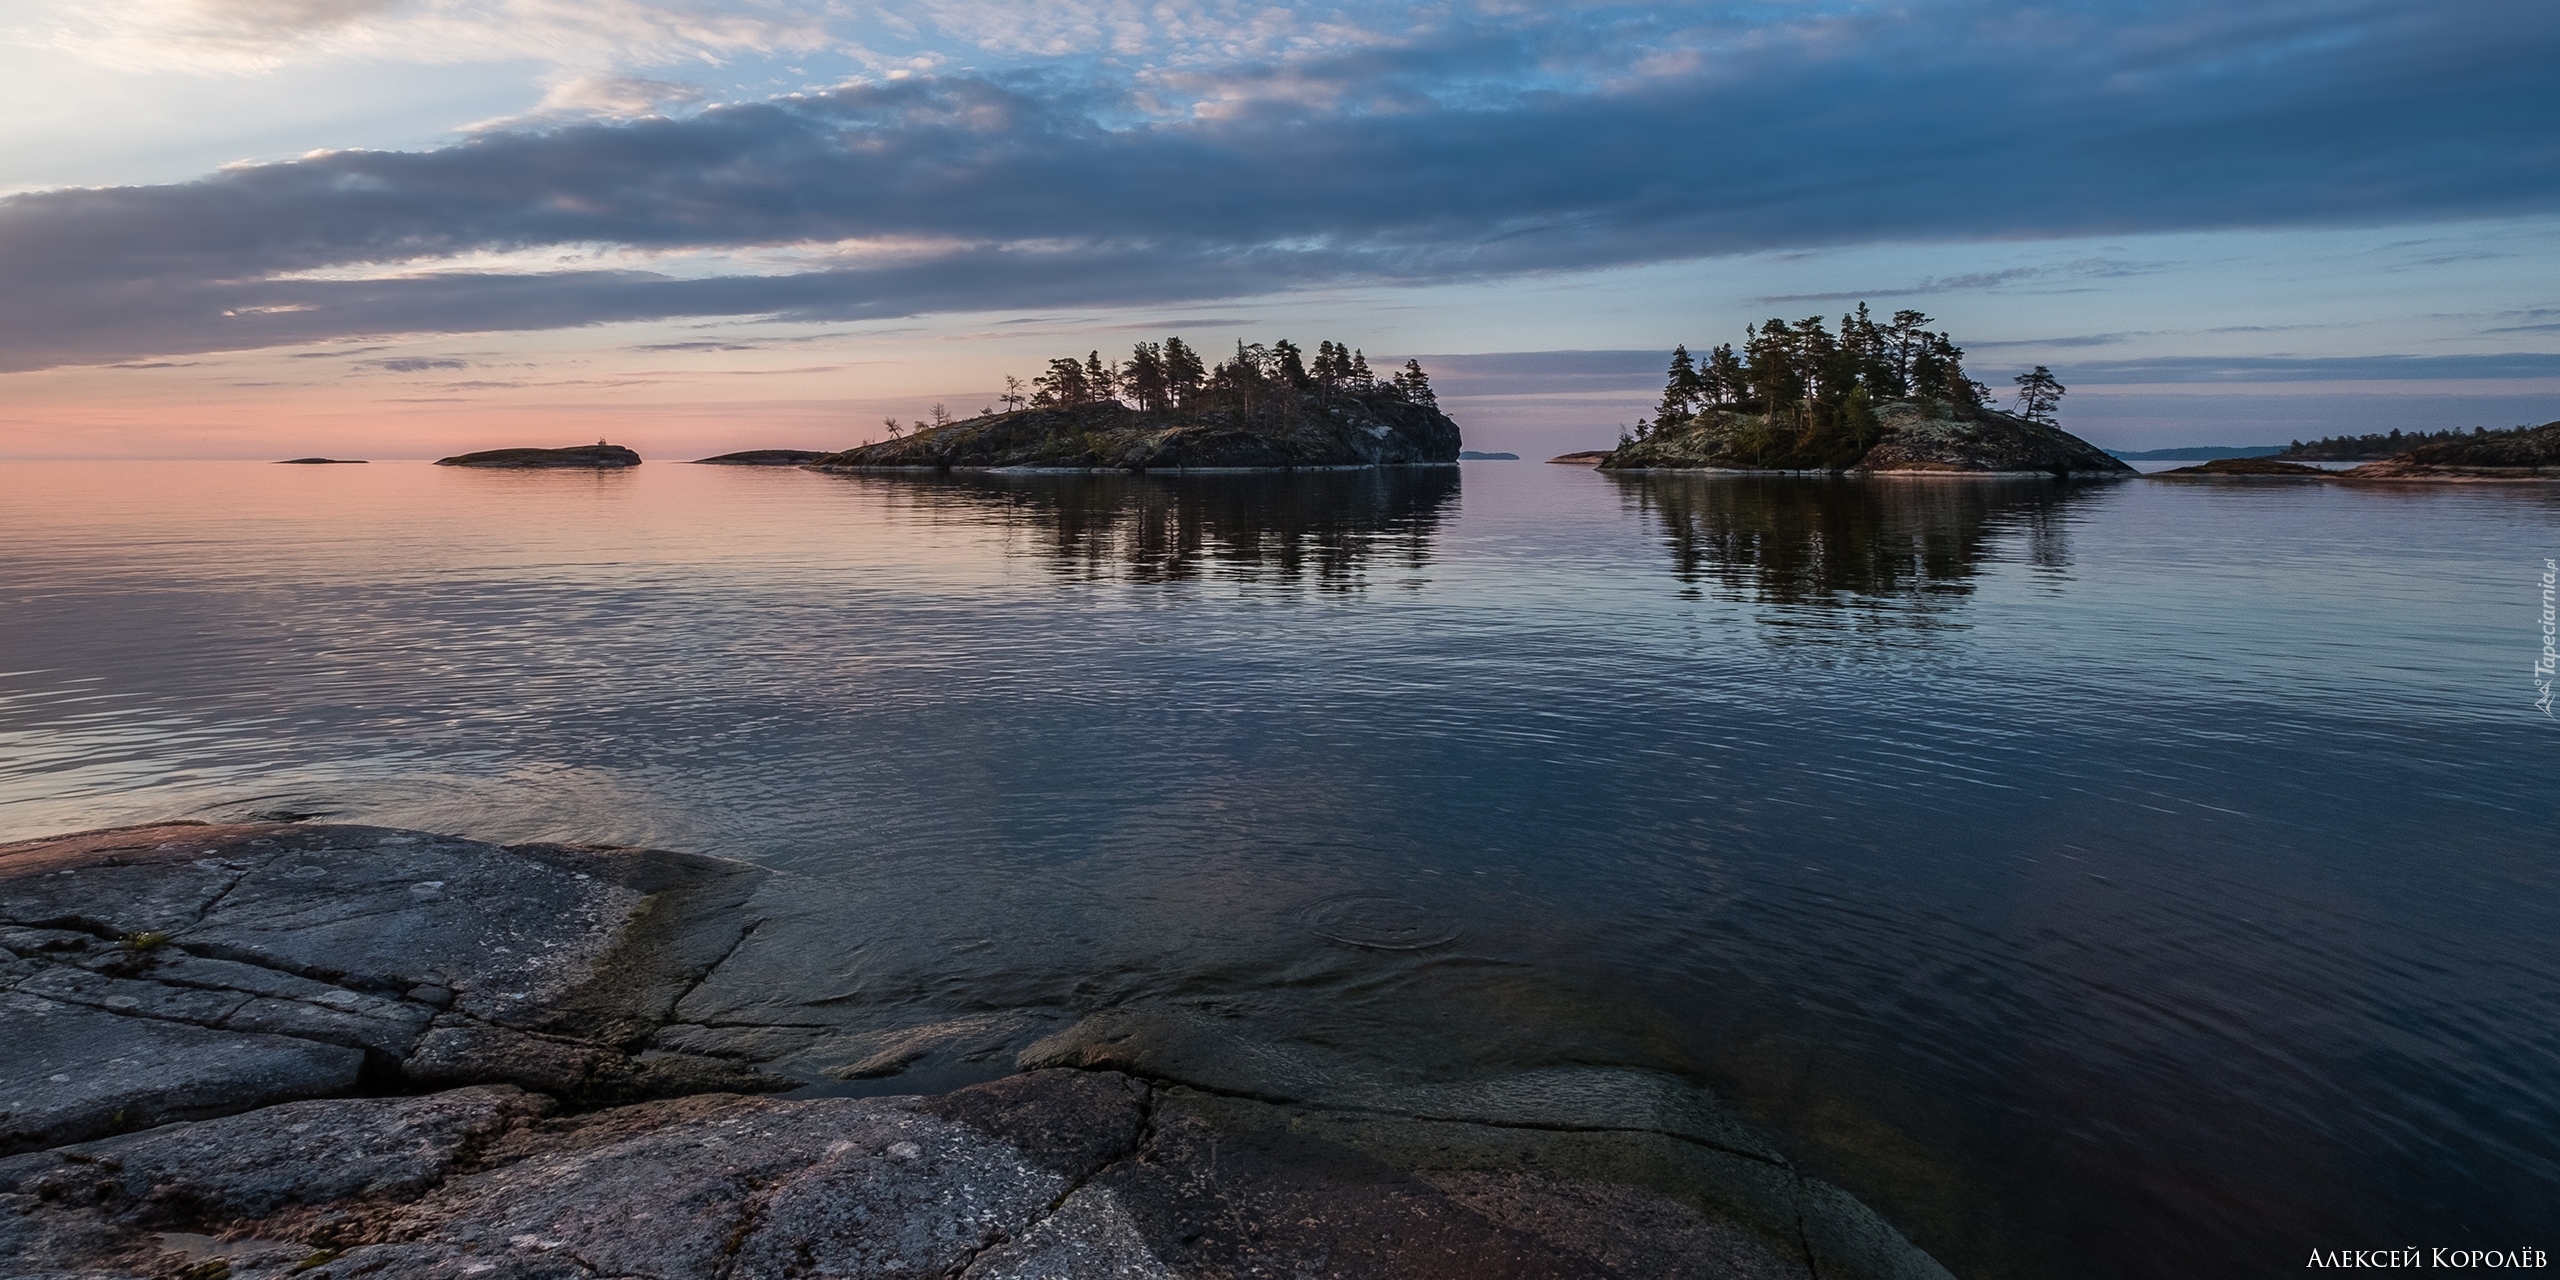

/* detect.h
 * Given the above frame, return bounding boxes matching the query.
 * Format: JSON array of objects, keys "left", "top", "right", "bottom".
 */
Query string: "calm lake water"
[{"left": 2, "top": 459, "right": 2554, "bottom": 1277}]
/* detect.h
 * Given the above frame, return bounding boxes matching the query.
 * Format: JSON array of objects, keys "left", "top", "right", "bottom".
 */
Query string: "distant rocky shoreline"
[
  {"left": 3, "top": 820, "right": 1952, "bottom": 1280},
  {"left": 2149, "top": 422, "right": 2560, "bottom": 481}
]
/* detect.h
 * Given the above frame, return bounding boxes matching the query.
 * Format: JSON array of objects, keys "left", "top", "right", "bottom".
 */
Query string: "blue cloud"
[{"left": 0, "top": 0, "right": 2553, "bottom": 370}]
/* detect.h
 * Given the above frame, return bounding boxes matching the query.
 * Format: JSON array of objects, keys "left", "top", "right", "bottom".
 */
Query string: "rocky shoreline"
[{"left": 3, "top": 822, "right": 1952, "bottom": 1280}]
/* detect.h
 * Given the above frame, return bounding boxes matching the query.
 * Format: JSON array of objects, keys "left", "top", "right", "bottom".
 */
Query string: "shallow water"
[{"left": 3, "top": 459, "right": 2555, "bottom": 1277}]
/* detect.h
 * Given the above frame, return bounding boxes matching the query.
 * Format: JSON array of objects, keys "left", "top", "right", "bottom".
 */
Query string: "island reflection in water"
[
  {"left": 1610, "top": 472, "right": 2085, "bottom": 609},
  {"left": 822, "top": 467, "right": 1457, "bottom": 588}
]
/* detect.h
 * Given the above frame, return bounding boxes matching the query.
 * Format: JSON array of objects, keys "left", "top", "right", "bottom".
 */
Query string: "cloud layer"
[{"left": 4, "top": 0, "right": 2555, "bottom": 370}]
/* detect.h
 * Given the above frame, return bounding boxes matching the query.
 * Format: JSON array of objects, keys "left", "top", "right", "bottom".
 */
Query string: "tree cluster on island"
[
  {"left": 880, "top": 339, "right": 1438, "bottom": 438},
  {"left": 2277, "top": 426, "right": 2507, "bottom": 461},
  {"left": 1627, "top": 305, "right": 2066, "bottom": 470}
]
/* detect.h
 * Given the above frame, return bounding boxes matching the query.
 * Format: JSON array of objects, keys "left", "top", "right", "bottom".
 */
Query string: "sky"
[{"left": 2, "top": 0, "right": 2555, "bottom": 459}]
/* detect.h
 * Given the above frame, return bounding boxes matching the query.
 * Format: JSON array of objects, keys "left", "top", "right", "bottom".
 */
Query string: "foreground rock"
[
  {"left": 2341, "top": 420, "right": 2560, "bottom": 480},
  {"left": 808, "top": 394, "right": 1461, "bottom": 472},
  {"left": 690, "top": 449, "right": 829, "bottom": 465},
  {"left": 1, "top": 822, "right": 779, "bottom": 1154},
  {"left": 1605, "top": 401, "right": 2133, "bottom": 476},
  {"left": 435, "top": 444, "right": 642, "bottom": 468},
  {"left": 2, "top": 824, "right": 1953, "bottom": 1279}
]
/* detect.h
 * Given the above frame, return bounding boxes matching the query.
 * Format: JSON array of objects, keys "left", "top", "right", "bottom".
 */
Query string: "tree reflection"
[
  {"left": 1611, "top": 474, "right": 2089, "bottom": 608},
  {"left": 839, "top": 468, "right": 1458, "bottom": 589}
]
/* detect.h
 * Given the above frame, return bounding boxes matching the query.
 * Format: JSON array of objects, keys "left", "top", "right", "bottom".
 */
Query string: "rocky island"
[
  {"left": 2340, "top": 419, "right": 2559, "bottom": 480},
  {"left": 3, "top": 820, "right": 1952, "bottom": 1280},
  {"left": 691, "top": 450, "right": 828, "bottom": 465},
  {"left": 2142, "top": 422, "right": 2560, "bottom": 481},
  {"left": 808, "top": 338, "right": 1461, "bottom": 472},
  {"left": 2154, "top": 457, "right": 2334, "bottom": 477},
  {"left": 1597, "top": 309, "right": 2132, "bottom": 476},
  {"left": 435, "top": 444, "right": 642, "bottom": 469}
]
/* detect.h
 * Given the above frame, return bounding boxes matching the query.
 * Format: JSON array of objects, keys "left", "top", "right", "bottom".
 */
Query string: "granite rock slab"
[{"left": 0, "top": 823, "right": 1957, "bottom": 1280}]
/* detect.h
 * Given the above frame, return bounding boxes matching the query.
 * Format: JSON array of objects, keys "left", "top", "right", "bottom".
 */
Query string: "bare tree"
[
  {"left": 883, "top": 416, "right": 906, "bottom": 439},
  {"left": 930, "top": 402, "right": 952, "bottom": 428}
]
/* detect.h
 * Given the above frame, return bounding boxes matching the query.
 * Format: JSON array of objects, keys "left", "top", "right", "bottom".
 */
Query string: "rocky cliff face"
[
  {"left": 809, "top": 395, "right": 1461, "bottom": 471},
  {"left": 1603, "top": 402, "right": 2132, "bottom": 476}
]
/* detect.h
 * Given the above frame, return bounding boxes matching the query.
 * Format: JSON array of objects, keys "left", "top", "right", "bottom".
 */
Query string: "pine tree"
[
  {"left": 1884, "top": 310, "right": 1934, "bottom": 397},
  {"left": 1705, "top": 344, "right": 1745, "bottom": 407},
  {"left": 1841, "top": 387, "right": 1880, "bottom": 451},
  {"left": 1032, "top": 356, "right": 1091, "bottom": 406},
  {"left": 1126, "top": 341, "right": 1168, "bottom": 412},
  {"left": 1910, "top": 332, "right": 1979, "bottom": 407},
  {"left": 1393, "top": 359, "right": 1437, "bottom": 406},
  {"left": 1842, "top": 303, "right": 1892, "bottom": 394},
  {"left": 1350, "top": 350, "right": 1374, "bottom": 389},
  {"left": 1273, "top": 339, "right": 1310, "bottom": 389},
  {"left": 1657, "top": 345, "right": 1701, "bottom": 425},
  {"left": 1163, "top": 337, "right": 1205, "bottom": 406},
  {"left": 1085, "top": 351, "right": 1116, "bottom": 404},
  {"left": 2011, "top": 366, "right": 2065, "bottom": 425}
]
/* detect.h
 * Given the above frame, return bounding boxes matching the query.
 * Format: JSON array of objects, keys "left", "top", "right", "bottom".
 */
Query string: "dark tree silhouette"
[
  {"left": 1163, "top": 337, "right": 1206, "bottom": 405},
  {"left": 1273, "top": 339, "right": 1311, "bottom": 389},
  {"left": 2011, "top": 366, "right": 2065, "bottom": 425},
  {"left": 1657, "top": 345, "right": 1701, "bottom": 423},
  {"left": 1392, "top": 359, "right": 1437, "bottom": 406},
  {"left": 985, "top": 337, "right": 1434, "bottom": 427},
  {"left": 1032, "top": 356, "right": 1093, "bottom": 407},
  {"left": 1125, "top": 342, "right": 1169, "bottom": 412}
]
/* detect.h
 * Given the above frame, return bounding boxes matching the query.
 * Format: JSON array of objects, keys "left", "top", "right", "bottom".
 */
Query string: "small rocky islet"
[
  {"left": 434, "top": 444, "right": 642, "bottom": 469},
  {"left": 689, "top": 449, "right": 829, "bottom": 466},
  {"left": 2, "top": 820, "right": 1953, "bottom": 1280}
]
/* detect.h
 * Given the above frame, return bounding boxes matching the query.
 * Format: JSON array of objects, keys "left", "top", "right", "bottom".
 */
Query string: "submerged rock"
[
  {"left": 1, "top": 823, "right": 1955, "bottom": 1279},
  {"left": 275, "top": 458, "right": 368, "bottom": 464},
  {"left": 808, "top": 395, "right": 1461, "bottom": 472},
  {"left": 434, "top": 444, "right": 642, "bottom": 468}
]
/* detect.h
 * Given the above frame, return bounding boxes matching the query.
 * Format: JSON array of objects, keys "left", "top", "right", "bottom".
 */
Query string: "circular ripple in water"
[{"left": 1300, "top": 893, "right": 1462, "bottom": 951}]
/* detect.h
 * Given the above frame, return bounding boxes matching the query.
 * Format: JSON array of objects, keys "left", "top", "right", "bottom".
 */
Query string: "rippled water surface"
[{"left": 3, "top": 460, "right": 2555, "bottom": 1277}]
